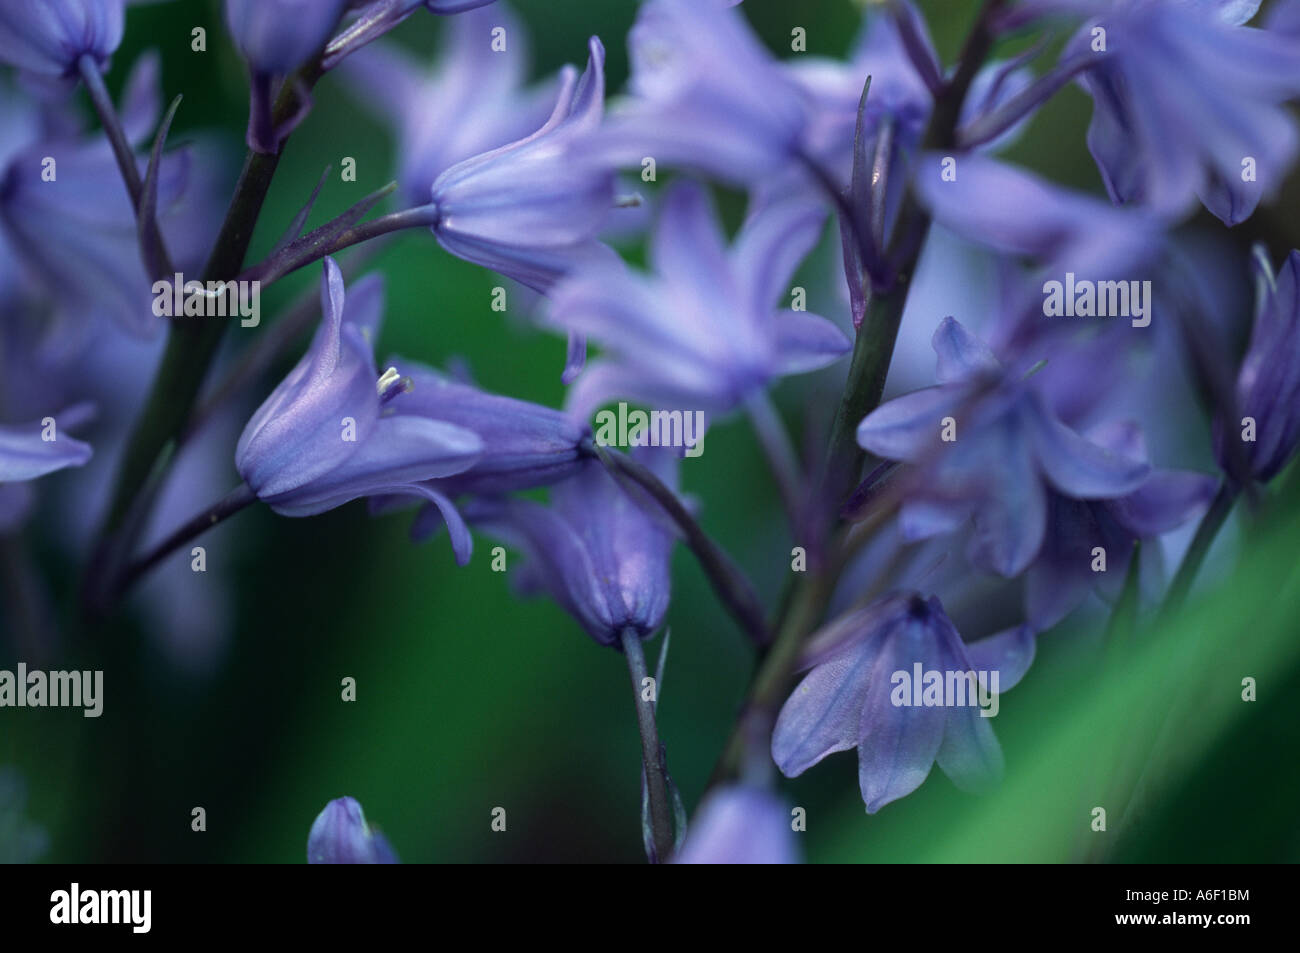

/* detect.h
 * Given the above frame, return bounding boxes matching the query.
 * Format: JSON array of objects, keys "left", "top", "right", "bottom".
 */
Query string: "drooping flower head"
[
  {"left": 428, "top": 35, "right": 616, "bottom": 294},
  {"left": 341, "top": 2, "right": 555, "bottom": 204},
  {"left": 307, "top": 796, "right": 399, "bottom": 864},
  {"left": 857, "top": 318, "right": 1150, "bottom": 577},
  {"left": 1051, "top": 0, "right": 1300, "bottom": 224},
  {"left": 224, "top": 0, "right": 349, "bottom": 76},
  {"left": 773, "top": 591, "right": 1035, "bottom": 813},
  {"left": 235, "top": 259, "right": 483, "bottom": 552},
  {"left": 0, "top": 0, "right": 124, "bottom": 77},
  {"left": 464, "top": 450, "right": 677, "bottom": 648},
  {"left": 549, "top": 183, "right": 850, "bottom": 418}
]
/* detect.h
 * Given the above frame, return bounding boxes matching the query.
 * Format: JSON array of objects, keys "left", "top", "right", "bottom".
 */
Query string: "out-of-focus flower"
[
  {"left": 672, "top": 785, "right": 799, "bottom": 864},
  {"left": 786, "top": 3, "right": 1033, "bottom": 219},
  {"left": 307, "top": 797, "right": 399, "bottom": 864},
  {"left": 428, "top": 36, "right": 616, "bottom": 294},
  {"left": 235, "top": 259, "right": 483, "bottom": 560},
  {"left": 594, "top": 0, "right": 809, "bottom": 186},
  {"left": 224, "top": 0, "right": 348, "bottom": 76},
  {"left": 0, "top": 54, "right": 221, "bottom": 340},
  {"left": 1215, "top": 249, "right": 1300, "bottom": 482},
  {"left": 549, "top": 182, "right": 850, "bottom": 418},
  {"left": 341, "top": 3, "right": 555, "bottom": 204},
  {"left": 464, "top": 451, "right": 676, "bottom": 648},
  {"left": 1026, "top": 420, "right": 1217, "bottom": 629},
  {"left": 912, "top": 154, "right": 1161, "bottom": 286},
  {"left": 0, "top": 0, "right": 124, "bottom": 77},
  {"left": 857, "top": 319, "right": 1150, "bottom": 577},
  {"left": 0, "top": 415, "right": 92, "bottom": 480},
  {"left": 0, "top": 140, "right": 190, "bottom": 339},
  {"left": 1052, "top": 0, "right": 1300, "bottom": 225},
  {"left": 773, "top": 592, "right": 1035, "bottom": 813}
]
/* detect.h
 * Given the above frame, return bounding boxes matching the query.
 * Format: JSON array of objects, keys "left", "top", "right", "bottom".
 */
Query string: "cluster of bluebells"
[{"left": 2, "top": 0, "right": 1299, "bottom": 866}]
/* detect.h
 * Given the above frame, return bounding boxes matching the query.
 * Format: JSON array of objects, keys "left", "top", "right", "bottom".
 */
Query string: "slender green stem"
[
  {"left": 621, "top": 628, "right": 674, "bottom": 863},
  {"left": 1162, "top": 482, "right": 1238, "bottom": 616},
  {"left": 746, "top": 393, "right": 803, "bottom": 530},
  {"left": 708, "top": 571, "right": 833, "bottom": 787},
  {"left": 246, "top": 200, "right": 430, "bottom": 287},
  {"left": 820, "top": 285, "right": 916, "bottom": 520},
  {"left": 703, "top": 0, "right": 1007, "bottom": 796},
  {"left": 113, "top": 483, "right": 257, "bottom": 600},
  {"left": 87, "top": 64, "right": 323, "bottom": 613},
  {"left": 595, "top": 445, "right": 770, "bottom": 646}
]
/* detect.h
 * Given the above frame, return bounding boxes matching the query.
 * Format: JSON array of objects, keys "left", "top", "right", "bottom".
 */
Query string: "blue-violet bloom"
[
  {"left": 549, "top": 182, "right": 850, "bottom": 418},
  {"left": 672, "top": 785, "right": 799, "bottom": 865},
  {"left": 427, "top": 35, "right": 616, "bottom": 295},
  {"left": 464, "top": 450, "right": 677, "bottom": 648},
  {"left": 235, "top": 259, "right": 483, "bottom": 561},
  {"left": 773, "top": 591, "right": 1035, "bottom": 813},
  {"left": 307, "top": 796, "right": 399, "bottom": 864},
  {"left": 857, "top": 318, "right": 1150, "bottom": 577}
]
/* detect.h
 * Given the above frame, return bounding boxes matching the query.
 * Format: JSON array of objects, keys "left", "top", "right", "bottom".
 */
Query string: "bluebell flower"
[
  {"left": 1051, "top": 0, "right": 1300, "bottom": 225},
  {"left": 672, "top": 785, "right": 799, "bottom": 865},
  {"left": 773, "top": 592, "right": 1034, "bottom": 813},
  {"left": 1215, "top": 249, "right": 1300, "bottom": 483},
  {"left": 341, "top": 2, "right": 555, "bottom": 205},
  {"left": 464, "top": 450, "right": 677, "bottom": 648},
  {"left": 857, "top": 318, "right": 1150, "bottom": 577},
  {"left": 428, "top": 36, "right": 617, "bottom": 294},
  {"left": 224, "top": 0, "right": 350, "bottom": 151},
  {"left": 235, "top": 259, "right": 484, "bottom": 559},
  {"left": 549, "top": 182, "right": 850, "bottom": 418},
  {"left": 594, "top": 0, "right": 809, "bottom": 187},
  {"left": 0, "top": 0, "right": 123, "bottom": 77},
  {"left": 224, "top": 0, "right": 349, "bottom": 76},
  {"left": 307, "top": 797, "right": 399, "bottom": 864},
  {"left": 1026, "top": 420, "right": 1217, "bottom": 629}
]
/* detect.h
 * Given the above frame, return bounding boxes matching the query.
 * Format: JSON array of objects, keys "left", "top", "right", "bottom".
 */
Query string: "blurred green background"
[{"left": 2, "top": 0, "right": 1298, "bottom": 863}]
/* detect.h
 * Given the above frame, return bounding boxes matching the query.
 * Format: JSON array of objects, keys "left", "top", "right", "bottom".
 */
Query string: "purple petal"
[
  {"left": 773, "top": 310, "right": 851, "bottom": 374},
  {"left": 773, "top": 644, "right": 878, "bottom": 778},
  {"left": 856, "top": 385, "right": 964, "bottom": 463},
  {"left": 1106, "top": 469, "right": 1218, "bottom": 537},
  {"left": 1029, "top": 396, "right": 1150, "bottom": 499},
  {"left": 0, "top": 414, "right": 93, "bottom": 482},
  {"left": 964, "top": 625, "right": 1036, "bottom": 691},
  {"left": 856, "top": 614, "right": 946, "bottom": 813},
  {"left": 672, "top": 785, "right": 799, "bottom": 865},
  {"left": 932, "top": 316, "right": 1000, "bottom": 384}
]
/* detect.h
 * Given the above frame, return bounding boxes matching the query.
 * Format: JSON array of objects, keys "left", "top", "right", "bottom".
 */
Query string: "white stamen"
[{"left": 376, "top": 366, "right": 401, "bottom": 396}]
